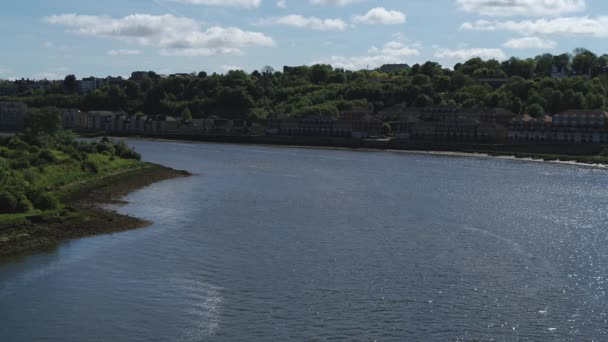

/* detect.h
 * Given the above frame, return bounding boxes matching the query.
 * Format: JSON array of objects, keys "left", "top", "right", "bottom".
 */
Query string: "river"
[{"left": 1, "top": 140, "right": 608, "bottom": 341}]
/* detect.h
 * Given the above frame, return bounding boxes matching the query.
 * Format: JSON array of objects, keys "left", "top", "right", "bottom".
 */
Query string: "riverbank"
[
  {"left": 101, "top": 132, "right": 608, "bottom": 169},
  {"left": 0, "top": 163, "right": 189, "bottom": 259}
]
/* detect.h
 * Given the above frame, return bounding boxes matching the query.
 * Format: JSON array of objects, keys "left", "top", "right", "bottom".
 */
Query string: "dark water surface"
[{"left": 2, "top": 140, "right": 608, "bottom": 341}]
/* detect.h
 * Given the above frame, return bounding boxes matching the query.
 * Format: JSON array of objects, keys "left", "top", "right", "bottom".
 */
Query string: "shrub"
[
  {"left": 29, "top": 191, "right": 60, "bottom": 211},
  {"left": 0, "top": 191, "right": 18, "bottom": 214},
  {"left": 381, "top": 122, "right": 392, "bottom": 136},
  {"left": 0, "top": 146, "right": 9, "bottom": 158},
  {"left": 7, "top": 136, "right": 29, "bottom": 151},
  {"left": 76, "top": 142, "right": 95, "bottom": 154},
  {"left": 23, "top": 170, "right": 38, "bottom": 183},
  {"left": 9, "top": 158, "right": 30, "bottom": 170},
  {"left": 38, "top": 149, "right": 58, "bottom": 163},
  {"left": 59, "top": 145, "right": 82, "bottom": 161},
  {"left": 114, "top": 141, "right": 141, "bottom": 160},
  {"left": 0, "top": 157, "right": 9, "bottom": 184},
  {"left": 28, "top": 145, "right": 40, "bottom": 154},
  {"left": 8, "top": 149, "right": 28, "bottom": 160},
  {"left": 15, "top": 195, "right": 33, "bottom": 213},
  {"left": 95, "top": 141, "right": 115, "bottom": 155},
  {"left": 81, "top": 160, "right": 99, "bottom": 174}
]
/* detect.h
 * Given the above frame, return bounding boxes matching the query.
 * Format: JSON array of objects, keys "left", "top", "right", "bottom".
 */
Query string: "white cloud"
[
  {"left": 310, "top": 0, "right": 367, "bottom": 6},
  {"left": 166, "top": 0, "right": 261, "bottom": 8},
  {"left": 503, "top": 36, "right": 557, "bottom": 49},
  {"left": 44, "top": 13, "right": 275, "bottom": 56},
  {"left": 33, "top": 67, "right": 69, "bottom": 80},
  {"left": 108, "top": 49, "right": 142, "bottom": 56},
  {"left": 456, "top": 0, "right": 586, "bottom": 17},
  {"left": 256, "top": 15, "right": 347, "bottom": 31},
  {"left": 352, "top": 7, "right": 406, "bottom": 25},
  {"left": 434, "top": 48, "right": 507, "bottom": 61},
  {"left": 460, "top": 16, "right": 608, "bottom": 37},
  {"left": 43, "top": 41, "right": 54, "bottom": 48},
  {"left": 276, "top": 0, "right": 287, "bottom": 8},
  {"left": 0, "top": 68, "right": 15, "bottom": 80},
  {"left": 313, "top": 40, "right": 420, "bottom": 70}
]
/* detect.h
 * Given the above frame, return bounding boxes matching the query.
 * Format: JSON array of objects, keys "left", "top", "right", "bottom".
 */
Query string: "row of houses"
[
  {"left": 0, "top": 102, "right": 254, "bottom": 135},
  {"left": 0, "top": 102, "right": 28, "bottom": 130},
  {"left": 265, "top": 105, "right": 608, "bottom": 144},
  {"left": 265, "top": 107, "right": 383, "bottom": 139},
  {"left": 4, "top": 100, "right": 608, "bottom": 144},
  {"left": 87, "top": 112, "right": 252, "bottom": 135},
  {"left": 380, "top": 105, "right": 513, "bottom": 142},
  {"left": 508, "top": 110, "right": 608, "bottom": 143},
  {"left": 264, "top": 105, "right": 513, "bottom": 142}
]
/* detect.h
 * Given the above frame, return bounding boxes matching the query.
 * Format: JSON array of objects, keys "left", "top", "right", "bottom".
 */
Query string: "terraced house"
[
  {"left": 384, "top": 106, "right": 513, "bottom": 142},
  {"left": 0, "top": 102, "right": 27, "bottom": 131},
  {"left": 508, "top": 110, "right": 608, "bottom": 143}
]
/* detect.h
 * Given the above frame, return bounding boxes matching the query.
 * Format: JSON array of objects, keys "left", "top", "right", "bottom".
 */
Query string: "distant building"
[
  {"left": 62, "top": 108, "right": 88, "bottom": 129},
  {"left": 381, "top": 106, "right": 514, "bottom": 142},
  {"left": 0, "top": 102, "right": 27, "bottom": 131},
  {"left": 265, "top": 107, "right": 381, "bottom": 139},
  {"left": 507, "top": 110, "right": 608, "bottom": 143},
  {"left": 508, "top": 115, "right": 552, "bottom": 142},
  {"left": 551, "top": 65, "right": 568, "bottom": 79},
  {"left": 87, "top": 111, "right": 115, "bottom": 130},
  {"left": 78, "top": 78, "right": 99, "bottom": 93},
  {"left": 551, "top": 110, "right": 608, "bottom": 143}
]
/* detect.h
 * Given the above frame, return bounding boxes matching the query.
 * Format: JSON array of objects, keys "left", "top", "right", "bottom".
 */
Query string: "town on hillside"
[
  {"left": 2, "top": 52, "right": 608, "bottom": 145},
  {"left": 2, "top": 100, "right": 607, "bottom": 145}
]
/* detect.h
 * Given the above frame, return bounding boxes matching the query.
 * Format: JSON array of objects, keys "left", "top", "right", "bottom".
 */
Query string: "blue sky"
[{"left": 1, "top": 0, "right": 607, "bottom": 79}]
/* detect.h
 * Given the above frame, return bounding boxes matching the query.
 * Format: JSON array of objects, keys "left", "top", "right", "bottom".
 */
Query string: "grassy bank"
[
  {"left": 0, "top": 163, "right": 188, "bottom": 259},
  {"left": 0, "top": 132, "right": 190, "bottom": 259}
]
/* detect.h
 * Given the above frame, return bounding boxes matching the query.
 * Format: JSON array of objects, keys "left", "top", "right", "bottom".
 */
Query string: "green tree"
[
  {"left": 181, "top": 108, "right": 192, "bottom": 122},
  {"left": 528, "top": 103, "right": 545, "bottom": 117},
  {"left": 63, "top": 74, "right": 78, "bottom": 93},
  {"left": 25, "top": 107, "right": 62, "bottom": 136},
  {"left": 310, "top": 64, "right": 332, "bottom": 85}
]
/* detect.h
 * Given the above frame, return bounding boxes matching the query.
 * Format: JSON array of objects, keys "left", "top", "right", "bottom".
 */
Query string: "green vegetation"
[
  {"left": 3, "top": 49, "right": 608, "bottom": 119},
  {"left": 0, "top": 107, "right": 142, "bottom": 216},
  {"left": 0, "top": 107, "right": 189, "bottom": 258}
]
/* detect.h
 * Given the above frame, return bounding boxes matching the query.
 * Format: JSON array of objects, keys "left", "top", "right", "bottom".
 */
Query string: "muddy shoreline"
[{"left": 0, "top": 164, "right": 190, "bottom": 260}]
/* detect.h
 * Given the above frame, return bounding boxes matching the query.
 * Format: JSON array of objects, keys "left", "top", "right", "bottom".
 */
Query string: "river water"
[{"left": 1, "top": 140, "right": 608, "bottom": 341}]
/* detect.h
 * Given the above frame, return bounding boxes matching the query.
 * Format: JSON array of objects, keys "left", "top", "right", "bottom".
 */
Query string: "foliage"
[
  {"left": 0, "top": 136, "right": 143, "bottom": 215},
  {"left": 381, "top": 122, "right": 392, "bottom": 136},
  {"left": 113, "top": 140, "right": 141, "bottom": 160},
  {"left": 528, "top": 104, "right": 546, "bottom": 117},
  {"left": 24, "top": 107, "right": 62, "bottom": 136},
  {"left": 29, "top": 191, "right": 60, "bottom": 211},
  {"left": 3, "top": 49, "right": 608, "bottom": 119},
  {"left": 0, "top": 191, "right": 18, "bottom": 214}
]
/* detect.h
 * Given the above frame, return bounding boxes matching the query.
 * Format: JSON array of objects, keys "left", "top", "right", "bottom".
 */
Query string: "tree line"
[{"left": 2, "top": 48, "right": 608, "bottom": 120}]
